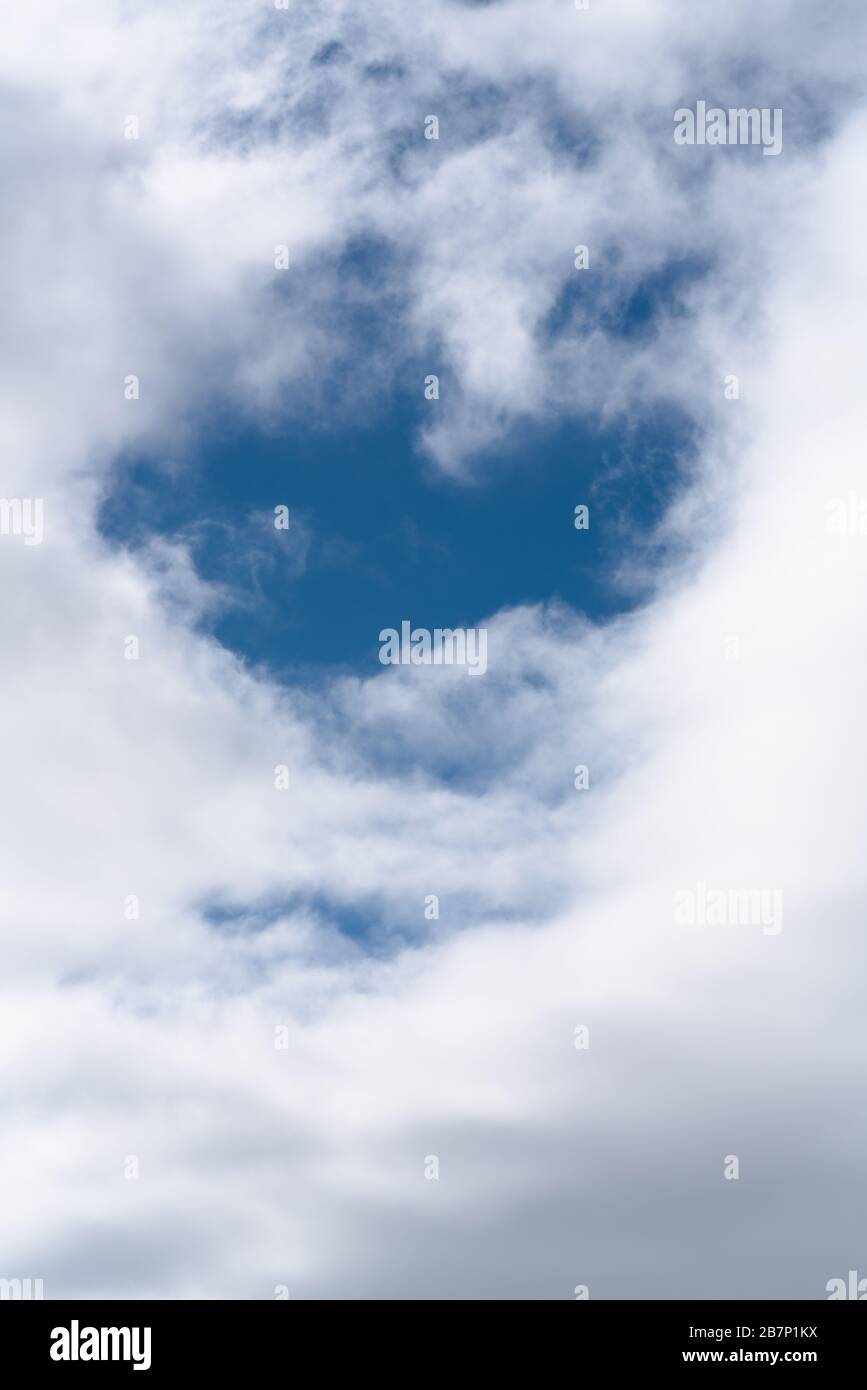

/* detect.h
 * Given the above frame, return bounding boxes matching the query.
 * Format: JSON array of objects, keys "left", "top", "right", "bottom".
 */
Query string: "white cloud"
[{"left": 0, "top": 0, "right": 866, "bottom": 1298}]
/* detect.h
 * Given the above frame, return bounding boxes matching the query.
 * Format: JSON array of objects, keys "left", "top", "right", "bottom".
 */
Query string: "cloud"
[{"left": 1, "top": 0, "right": 866, "bottom": 1299}]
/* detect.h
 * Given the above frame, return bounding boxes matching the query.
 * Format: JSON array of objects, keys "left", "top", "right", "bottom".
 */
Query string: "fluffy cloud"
[{"left": 1, "top": 0, "right": 866, "bottom": 1298}]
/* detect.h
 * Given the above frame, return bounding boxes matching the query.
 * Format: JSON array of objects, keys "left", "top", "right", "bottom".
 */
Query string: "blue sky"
[{"left": 99, "top": 313, "right": 698, "bottom": 683}]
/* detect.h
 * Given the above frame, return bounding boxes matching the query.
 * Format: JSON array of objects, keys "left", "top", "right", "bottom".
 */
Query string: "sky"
[{"left": 1, "top": 0, "right": 867, "bottom": 1300}]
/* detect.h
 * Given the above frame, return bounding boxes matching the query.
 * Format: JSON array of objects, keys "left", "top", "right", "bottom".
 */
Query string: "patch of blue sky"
[
  {"left": 99, "top": 394, "right": 696, "bottom": 683},
  {"left": 543, "top": 252, "right": 713, "bottom": 344},
  {"left": 199, "top": 881, "right": 568, "bottom": 952},
  {"left": 199, "top": 893, "right": 426, "bottom": 957},
  {"left": 99, "top": 236, "right": 701, "bottom": 680}
]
